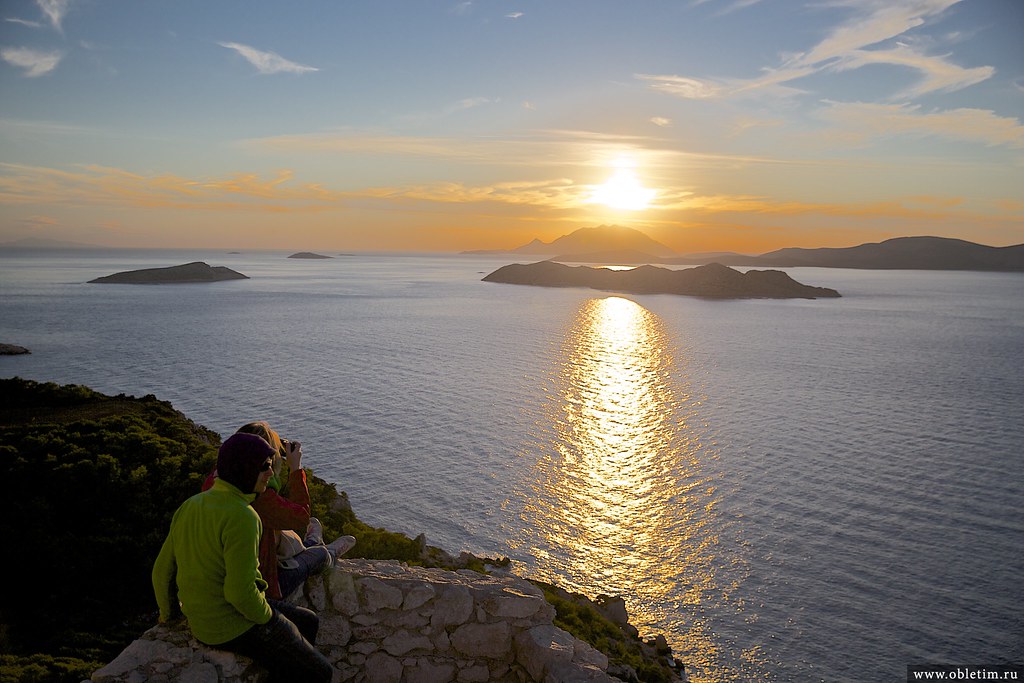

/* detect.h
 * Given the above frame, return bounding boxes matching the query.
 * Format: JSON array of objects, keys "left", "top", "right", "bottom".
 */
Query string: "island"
[
  {"left": 288, "top": 251, "right": 333, "bottom": 259},
  {"left": 483, "top": 261, "right": 841, "bottom": 299},
  {"left": 88, "top": 261, "right": 248, "bottom": 284}
]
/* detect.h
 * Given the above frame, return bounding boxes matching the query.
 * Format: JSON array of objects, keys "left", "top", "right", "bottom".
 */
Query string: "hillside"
[
  {"left": 0, "top": 379, "right": 682, "bottom": 683},
  {"left": 752, "top": 236, "right": 1024, "bottom": 271},
  {"left": 667, "top": 236, "right": 1024, "bottom": 271},
  {"left": 470, "top": 230, "right": 1022, "bottom": 273},
  {"left": 0, "top": 379, "right": 423, "bottom": 681}
]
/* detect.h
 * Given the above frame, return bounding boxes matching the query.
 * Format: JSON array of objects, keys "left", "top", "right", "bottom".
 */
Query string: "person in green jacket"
[{"left": 152, "top": 432, "right": 332, "bottom": 682}]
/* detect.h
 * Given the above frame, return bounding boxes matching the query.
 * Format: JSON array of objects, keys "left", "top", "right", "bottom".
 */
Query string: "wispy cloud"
[
  {"left": 0, "top": 162, "right": 585, "bottom": 213},
  {"left": 643, "top": 0, "right": 990, "bottom": 101},
  {"left": 5, "top": 17, "right": 44, "bottom": 28},
  {"left": 1, "top": 160, "right": 1013, "bottom": 232},
  {"left": 816, "top": 102, "right": 1024, "bottom": 149},
  {"left": 35, "top": 0, "right": 70, "bottom": 32},
  {"left": 834, "top": 43, "right": 994, "bottom": 99},
  {"left": 650, "top": 117, "right": 672, "bottom": 127},
  {"left": 711, "top": 0, "right": 763, "bottom": 17},
  {"left": 506, "top": 12, "right": 523, "bottom": 19},
  {"left": 0, "top": 163, "right": 344, "bottom": 211},
  {"left": 1, "top": 47, "right": 62, "bottom": 77},
  {"left": 636, "top": 74, "right": 725, "bottom": 99},
  {"left": 444, "top": 97, "right": 495, "bottom": 114},
  {"left": 218, "top": 42, "right": 318, "bottom": 75},
  {"left": 371, "top": 178, "right": 585, "bottom": 209}
]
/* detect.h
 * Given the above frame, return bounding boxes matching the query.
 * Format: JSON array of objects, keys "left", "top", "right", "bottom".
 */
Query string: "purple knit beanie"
[{"left": 217, "top": 433, "right": 275, "bottom": 494}]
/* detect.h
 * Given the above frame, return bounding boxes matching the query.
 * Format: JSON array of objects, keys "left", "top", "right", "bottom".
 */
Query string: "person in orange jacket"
[{"left": 203, "top": 421, "right": 355, "bottom": 601}]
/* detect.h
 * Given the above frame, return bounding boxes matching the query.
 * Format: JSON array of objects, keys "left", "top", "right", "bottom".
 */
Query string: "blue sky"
[{"left": 1, "top": 0, "right": 1021, "bottom": 252}]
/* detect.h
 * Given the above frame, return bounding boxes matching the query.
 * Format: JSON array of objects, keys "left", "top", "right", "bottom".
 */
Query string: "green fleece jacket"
[{"left": 152, "top": 478, "right": 273, "bottom": 645}]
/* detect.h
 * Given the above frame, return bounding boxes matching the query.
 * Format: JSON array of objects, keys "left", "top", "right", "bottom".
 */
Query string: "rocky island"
[
  {"left": 0, "top": 343, "right": 31, "bottom": 355},
  {"left": 288, "top": 251, "right": 333, "bottom": 259},
  {"left": 88, "top": 261, "right": 248, "bottom": 284},
  {"left": 484, "top": 261, "right": 841, "bottom": 299}
]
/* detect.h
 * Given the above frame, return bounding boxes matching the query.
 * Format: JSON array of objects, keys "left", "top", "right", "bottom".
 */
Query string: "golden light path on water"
[{"left": 509, "top": 296, "right": 762, "bottom": 682}]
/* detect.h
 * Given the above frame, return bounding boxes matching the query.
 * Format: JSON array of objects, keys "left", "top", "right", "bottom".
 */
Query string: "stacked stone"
[{"left": 91, "top": 559, "right": 622, "bottom": 683}]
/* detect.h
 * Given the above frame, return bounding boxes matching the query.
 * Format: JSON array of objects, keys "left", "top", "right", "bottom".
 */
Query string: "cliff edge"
[
  {"left": 92, "top": 560, "right": 659, "bottom": 683},
  {"left": 0, "top": 378, "right": 684, "bottom": 683}
]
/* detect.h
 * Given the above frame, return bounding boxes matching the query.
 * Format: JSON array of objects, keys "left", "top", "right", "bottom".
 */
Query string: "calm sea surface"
[{"left": 1, "top": 249, "right": 1022, "bottom": 681}]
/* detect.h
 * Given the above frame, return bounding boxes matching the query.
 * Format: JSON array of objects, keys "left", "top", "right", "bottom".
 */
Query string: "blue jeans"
[
  {"left": 213, "top": 601, "right": 332, "bottom": 683},
  {"left": 277, "top": 545, "right": 332, "bottom": 600}
]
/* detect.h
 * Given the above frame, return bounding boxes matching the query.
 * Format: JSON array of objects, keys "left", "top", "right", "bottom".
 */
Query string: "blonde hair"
[{"left": 236, "top": 421, "right": 284, "bottom": 474}]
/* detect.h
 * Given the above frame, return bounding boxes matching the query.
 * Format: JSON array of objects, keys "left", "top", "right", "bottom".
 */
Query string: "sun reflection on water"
[{"left": 511, "top": 296, "right": 759, "bottom": 681}]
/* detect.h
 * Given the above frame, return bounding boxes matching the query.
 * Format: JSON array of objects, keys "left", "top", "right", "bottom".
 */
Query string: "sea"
[{"left": 1, "top": 248, "right": 1021, "bottom": 682}]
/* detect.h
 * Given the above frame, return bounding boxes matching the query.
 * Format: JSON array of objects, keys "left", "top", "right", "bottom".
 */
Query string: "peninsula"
[
  {"left": 88, "top": 261, "right": 248, "bottom": 284},
  {"left": 483, "top": 261, "right": 841, "bottom": 299}
]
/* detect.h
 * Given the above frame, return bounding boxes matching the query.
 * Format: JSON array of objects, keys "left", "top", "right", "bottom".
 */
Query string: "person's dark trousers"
[
  {"left": 213, "top": 602, "right": 332, "bottom": 683},
  {"left": 278, "top": 546, "right": 332, "bottom": 600}
]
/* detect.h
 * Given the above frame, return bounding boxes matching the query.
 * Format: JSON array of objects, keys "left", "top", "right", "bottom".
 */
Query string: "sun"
[{"left": 588, "top": 163, "right": 656, "bottom": 211}]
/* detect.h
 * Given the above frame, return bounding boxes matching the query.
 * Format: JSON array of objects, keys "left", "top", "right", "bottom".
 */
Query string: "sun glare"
[{"left": 589, "top": 161, "right": 656, "bottom": 211}]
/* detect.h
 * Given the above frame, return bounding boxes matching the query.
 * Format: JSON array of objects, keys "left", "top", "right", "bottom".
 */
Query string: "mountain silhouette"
[{"left": 464, "top": 225, "right": 677, "bottom": 258}]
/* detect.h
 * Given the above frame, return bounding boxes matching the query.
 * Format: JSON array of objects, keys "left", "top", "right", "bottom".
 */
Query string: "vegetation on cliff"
[{"left": 0, "top": 378, "right": 680, "bottom": 683}]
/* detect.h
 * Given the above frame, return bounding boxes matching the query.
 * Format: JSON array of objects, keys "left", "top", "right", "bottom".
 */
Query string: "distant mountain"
[
  {"left": 88, "top": 261, "right": 248, "bottom": 284},
  {"left": 523, "top": 225, "right": 676, "bottom": 257},
  {"left": 0, "top": 237, "right": 106, "bottom": 249},
  {"left": 631, "top": 236, "right": 1024, "bottom": 273},
  {"left": 483, "top": 261, "right": 840, "bottom": 299},
  {"left": 547, "top": 249, "right": 665, "bottom": 265},
  {"left": 288, "top": 252, "right": 333, "bottom": 259},
  {"left": 748, "top": 236, "right": 1024, "bottom": 271},
  {"left": 465, "top": 225, "right": 677, "bottom": 258}
]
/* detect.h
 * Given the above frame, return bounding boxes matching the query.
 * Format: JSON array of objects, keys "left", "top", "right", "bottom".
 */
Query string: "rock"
[
  {"left": 450, "top": 621, "right": 512, "bottom": 658},
  {"left": 514, "top": 625, "right": 575, "bottom": 681},
  {"left": 596, "top": 595, "right": 629, "bottom": 626},
  {"left": 0, "top": 343, "right": 30, "bottom": 355},
  {"left": 88, "top": 262, "right": 248, "bottom": 284},
  {"left": 91, "top": 560, "right": 635, "bottom": 682}
]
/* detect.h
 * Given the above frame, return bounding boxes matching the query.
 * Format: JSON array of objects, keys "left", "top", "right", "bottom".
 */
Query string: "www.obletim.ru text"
[{"left": 908, "top": 665, "right": 1022, "bottom": 681}]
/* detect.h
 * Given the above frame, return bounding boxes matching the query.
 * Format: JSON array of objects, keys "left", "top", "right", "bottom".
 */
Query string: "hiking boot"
[
  {"left": 305, "top": 517, "right": 324, "bottom": 546},
  {"left": 326, "top": 535, "right": 356, "bottom": 558}
]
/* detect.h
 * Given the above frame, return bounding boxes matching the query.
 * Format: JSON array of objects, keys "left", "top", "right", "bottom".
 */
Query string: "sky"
[{"left": 1, "top": 0, "right": 1022, "bottom": 254}]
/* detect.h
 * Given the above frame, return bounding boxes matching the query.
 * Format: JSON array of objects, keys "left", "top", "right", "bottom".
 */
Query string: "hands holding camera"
[{"left": 282, "top": 438, "right": 303, "bottom": 471}]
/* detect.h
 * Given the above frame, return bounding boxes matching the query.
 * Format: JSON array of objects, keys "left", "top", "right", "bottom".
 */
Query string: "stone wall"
[{"left": 91, "top": 559, "right": 623, "bottom": 683}]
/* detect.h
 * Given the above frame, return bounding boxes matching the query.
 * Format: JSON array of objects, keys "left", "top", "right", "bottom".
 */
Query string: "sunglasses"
[{"left": 259, "top": 460, "right": 274, "bottom": 472}]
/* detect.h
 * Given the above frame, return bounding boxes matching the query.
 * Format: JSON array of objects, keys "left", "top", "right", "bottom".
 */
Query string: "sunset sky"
[{"left": 1, "top": 0, "right": 1022, "bottom": 254}]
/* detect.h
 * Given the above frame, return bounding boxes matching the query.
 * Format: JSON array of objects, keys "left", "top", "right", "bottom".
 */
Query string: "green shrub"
[
  {"left": 0, "top": 654, "right": 100, "bottom": 683},
  {"left": 0, "top": 378, "right": 219, "bottom": 674},
  {"left": 534, "top": 581, "right": 677, "bottom": 683}
]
